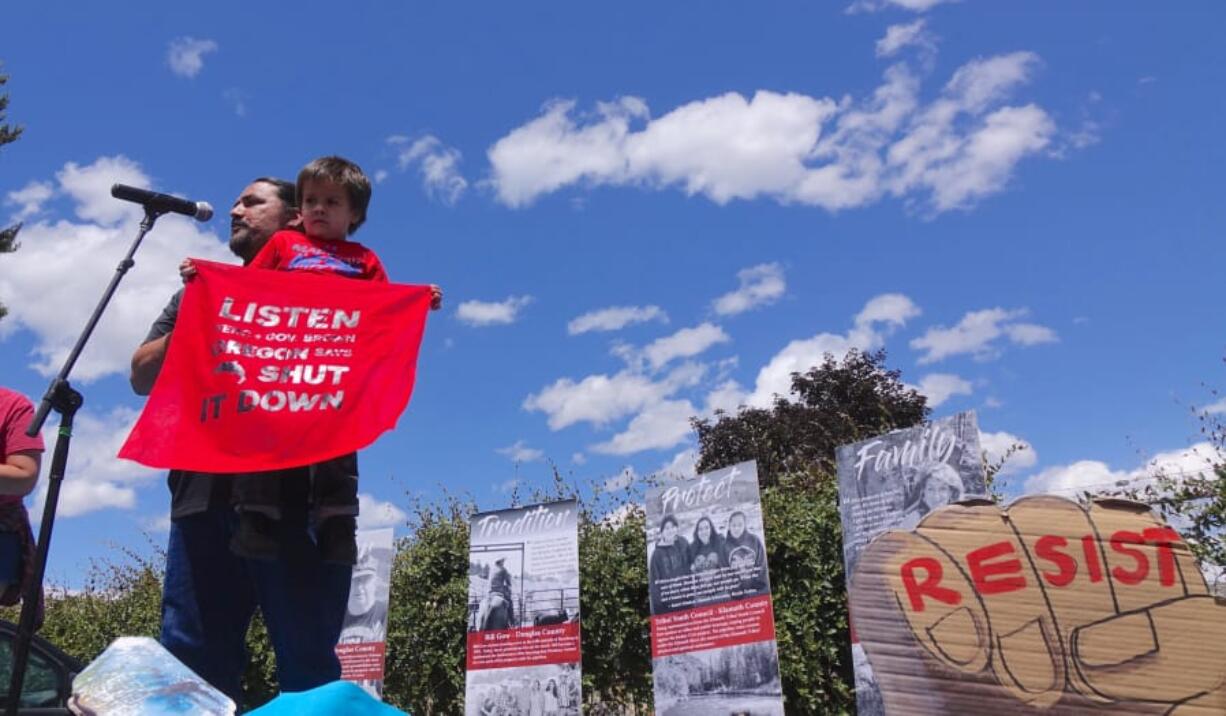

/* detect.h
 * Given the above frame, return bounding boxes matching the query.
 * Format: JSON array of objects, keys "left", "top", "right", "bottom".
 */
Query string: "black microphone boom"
[{"left": 111, "top": 184, "right": 214, "bottom": 221}]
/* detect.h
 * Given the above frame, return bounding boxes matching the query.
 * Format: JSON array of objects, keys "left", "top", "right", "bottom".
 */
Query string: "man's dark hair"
[
  {"left": 252, "top": 176, "right": 297, "bottom": 209},
  {"left": 661, "top": 515, "right": 680, "bottom": 530},
  {"left": 295, "top": 156, "right": 371, "bottom": 234}
]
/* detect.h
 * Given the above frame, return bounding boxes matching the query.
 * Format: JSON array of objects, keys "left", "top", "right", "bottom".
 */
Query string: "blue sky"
[{"left": 0, "top": 1, "right": 1222, "bottom": 585}]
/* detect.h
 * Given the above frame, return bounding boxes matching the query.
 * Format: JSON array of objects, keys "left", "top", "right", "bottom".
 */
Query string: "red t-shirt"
[
  {"left": 249, "top": 230, "right": 389, "bottom": 282},
  {"left": 0, "top": 388, "right": 44, "bottom": 506}
]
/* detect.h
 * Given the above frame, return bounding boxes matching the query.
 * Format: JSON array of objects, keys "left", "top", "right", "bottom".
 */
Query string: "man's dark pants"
[{"left": 160, "top": 503, "right": 352, "bottom": 702}]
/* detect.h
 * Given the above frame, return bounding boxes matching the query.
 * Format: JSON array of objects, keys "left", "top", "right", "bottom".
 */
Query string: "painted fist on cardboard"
[{"left": 850, "top": 495, "right": 1226, "bottom": 715}]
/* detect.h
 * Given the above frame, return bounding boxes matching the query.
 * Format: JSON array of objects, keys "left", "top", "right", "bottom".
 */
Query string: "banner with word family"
[
  {"left": 119, "top": 260, "right": 431, "bottom": 472},
  {"left": 834, "top": 411, "right": 986, "bottom": 716},
  {"left": 850, "top": 495, "right": 1226, "bottom": 715},
  {"left": 645, "top": 461, "right": 784, "bottom": 716},
  {"left": 337, "top": 528, "right": 394, "bottom": 699},
  {"left": 465, "top": 500, "right": 582, "bottom": 716}
]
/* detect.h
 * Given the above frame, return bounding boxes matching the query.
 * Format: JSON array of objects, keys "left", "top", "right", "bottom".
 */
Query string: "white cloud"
[
  {"left": 568, "top": 305, "right": 667, "bottom": 335},
  {"left": 912, "top": 373, "right": 972, "bottom": 407},
  {"left": 495, "top": 479, "right": 520, "bottom": 495},
  {"left": 166, "top": 37, "right": 218, "bottom": 78},
  {"left": 713, "top": 263, "right": 786, "bottom": 316},
  {"left": 854, "top": 292, "right": 921, "bottom": 328},
  {"left": 979, "top": 430, "right": 1037, "bottom": 476},
  {"left": 591, "top": 399, "right": 696, "bottom": 455},
  {"left": 849, "top": 0, "right": 958, "bottom": 12},
  {"left": 659, "top": 448, "right": 698, "bottom": 479},
  {"left": 910, "top": 307, "right": 1057, "bottom": 364},
  {"left": 704, "top": 380, "right": 748, "bottom": 415},
  {"left": 571, "top": 452, "right": 587, "bottom": 465},
  {"left": 524, "top": 362, "right": 703, "bottom": 430},
  {"left": 143, "top": 512, "right": 172, "bottom": 533},
  {"left": 1023, "top": 442, "right": 1221, "bottom": 496},
  {"left": 455, "top": 295, "right": 533, "bottom": 326},
  {"left": 5, "top": 181, "right": 53, "bottom": 222},
  {"left": 30, "top": 407, "right": 159, "bottom": 520},
  {"left": 497, "top": 440, "right": 544, "bottom": 463},
  {"left": 222, "top": 88, "right": 248, "bottom": 118},
  {"left": 392, "top": 135, "right": 468, "bottom": 205},
  {"left": 746, "top": 293, "right": 919, "bottom": 407},
  {"left": 1203, "top": 397, "right": 1226, "bottom": 415},
  {"left": 0, "top": 156, "right": 235, "bottom": 381},
  {"left": 603, "top": 466, "right": 637, "bottom": 491},
  {"left": 638, "top": 323, "right": 730, "bottom": 371},
  {"left": 488, "top": 51, "right": 1054, "bottom": 214},
  {"left": 357, "top": 493, "right": 407, "bottom": 530},
  {"left": 875, "top": 20, "right": 934, "bottom": 58}
]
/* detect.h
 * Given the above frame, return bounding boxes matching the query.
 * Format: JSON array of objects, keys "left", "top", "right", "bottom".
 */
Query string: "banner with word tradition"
[
  {"left": 645, "top": 461, "right": 784, "bottom": 716},
  {"left": 465, "top": 500, "right": 582, "bottom": 716},
  {"left": 119, "top": 259, "right": 431, "bottom": 472}
]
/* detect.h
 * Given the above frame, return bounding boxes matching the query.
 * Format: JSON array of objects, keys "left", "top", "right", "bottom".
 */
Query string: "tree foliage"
[
  {"left": 692, "top": 349, "right": 929, "bottom": 487},
  {"left": 1, "top": 63, "right": 23, "bottom": 321}
]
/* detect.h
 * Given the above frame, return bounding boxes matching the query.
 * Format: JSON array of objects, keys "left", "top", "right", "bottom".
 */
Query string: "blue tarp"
[{"left": 248, "top": 681, "right": 409, "bottom": 716}]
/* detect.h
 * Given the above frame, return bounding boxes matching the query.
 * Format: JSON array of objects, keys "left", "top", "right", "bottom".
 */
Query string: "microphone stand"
[{"left": 6, "top": 208, "right": 166, "bottom": 716}]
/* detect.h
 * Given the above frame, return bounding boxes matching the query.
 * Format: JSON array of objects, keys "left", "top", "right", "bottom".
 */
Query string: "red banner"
[
  {"left": 119, "top": 260, "right": 431, "bottom": 472},
  {"left": 649, "top": 594, "right": 776, "bottom": 659},
  {"left": 466, "top": 622, "right": 582, "bottom": 671}
]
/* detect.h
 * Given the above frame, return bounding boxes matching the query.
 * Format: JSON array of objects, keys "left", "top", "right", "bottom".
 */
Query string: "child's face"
[{"left": 300, "top": 178, "right": 359, "bottom": 241}]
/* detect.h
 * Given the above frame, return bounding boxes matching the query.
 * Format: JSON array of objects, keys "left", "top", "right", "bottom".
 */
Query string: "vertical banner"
[
  {"left": 336, "top": 528, "right": 395, "bottom": 699},
  {"left": 645, "top": 461, "right": 784, "bottom": 716},
  {"left": 835, "top": 411, "right": 986, "bottom": 715},
  {"left": 464, "top": 500, "right": 582, "bottom": 716}
]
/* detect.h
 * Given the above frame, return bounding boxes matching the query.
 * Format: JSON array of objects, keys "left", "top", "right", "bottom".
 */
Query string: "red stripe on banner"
[
  {"left": 336, "top": 641, "right": 386, "bottom": 681},
  {"left": 466, "top": 622, "right": 581, "bottom": 671},
  {"left": 650, "top": 593, "right": 777, "bottom": 659}
]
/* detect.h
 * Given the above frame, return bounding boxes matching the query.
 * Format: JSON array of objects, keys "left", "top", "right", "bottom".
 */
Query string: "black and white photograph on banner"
[
  {"left": 464, "top": 663, "right": 582, "bottom": 716},
  {"left": 645, "top": 465, "right": 771, "bottom": 615},
  {"left": 652, "top": 641, "right": 784, "bottom": 716},
  {"left": 465, "top": 500, "right": 582, "bottom": 714},
  {"left": 645, "top": 461, "right": 784, "bottom": 716},
  {"left": 834, "top": 411, "right": 986, "bottom": 716},
  {"left": 336, "top": 527, "right": 395, "bottom": 699},
  {"left": 466, "top": 501, "right": 581, "bottom": 632}
]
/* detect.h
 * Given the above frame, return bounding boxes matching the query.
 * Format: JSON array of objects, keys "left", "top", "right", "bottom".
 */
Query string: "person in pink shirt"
[{"left": 0, "top": 387, "right": 44, "bottom": 604}]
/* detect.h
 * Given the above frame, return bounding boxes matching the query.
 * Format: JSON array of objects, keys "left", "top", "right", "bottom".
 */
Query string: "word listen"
[
  {"left": 901, "top": 526, "right": 1183, "bottom": 612},
  {"left": 218, "top": 297, "right": 361, "bottom": 330}
]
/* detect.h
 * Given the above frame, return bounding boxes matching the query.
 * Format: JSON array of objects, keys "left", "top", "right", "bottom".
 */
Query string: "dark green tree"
[
  {"left": 1, "top": 63, "right": 24, "bottom": 321},
  {"left": 692, "top": 349, "right": 929, "bottom": 486}
]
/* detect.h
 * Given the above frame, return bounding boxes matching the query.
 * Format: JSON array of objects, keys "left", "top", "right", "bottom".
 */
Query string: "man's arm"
[
  {"left": 130, "top": 289, "right": 182, "bottom": 396},
  {"left": 130, "top": 333, "right": 170, "bottom": 396}
]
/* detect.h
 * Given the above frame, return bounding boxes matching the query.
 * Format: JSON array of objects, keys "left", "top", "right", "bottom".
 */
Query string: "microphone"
[{"left": 110, "top": 184, "right": 214, "bottom": 221}]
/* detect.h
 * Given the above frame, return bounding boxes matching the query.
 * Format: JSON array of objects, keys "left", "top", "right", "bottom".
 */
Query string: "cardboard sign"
[
  {"left": 835, "top": 411, "right": 987, "bottom": 713},
  {"left": 849, "top": 495, "right": 1226, "bottom": 715},
  {"left": 120, "top": 260, "right": 431, "bottom": 472},
  {"left": 464, "top": 500, "right": 582, "bottom": 716}
]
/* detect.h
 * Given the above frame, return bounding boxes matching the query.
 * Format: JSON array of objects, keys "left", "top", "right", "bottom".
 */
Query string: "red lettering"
[
  {"left": 900, "top": 557, "right": 962, "bottom": 612},
  {"left": 967, "top": 541, "right": 1026, "bottom": 595},
  {"left": 1081, "top": 535, "right": 1104, "bottom": 583},
  {"left": 1143, "top": 526, "right": 1181, "bottom": 587},
  {"left": 1110, "top": 530, "right": 1149, "bottom": 585},
  {"left": 1034, "top": 535, "right": 1077, "bottom": 587}
]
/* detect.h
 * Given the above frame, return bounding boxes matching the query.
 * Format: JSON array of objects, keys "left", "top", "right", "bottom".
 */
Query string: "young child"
[{"left": 184, "top": 156, "right": 440, "bottom": 564}]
